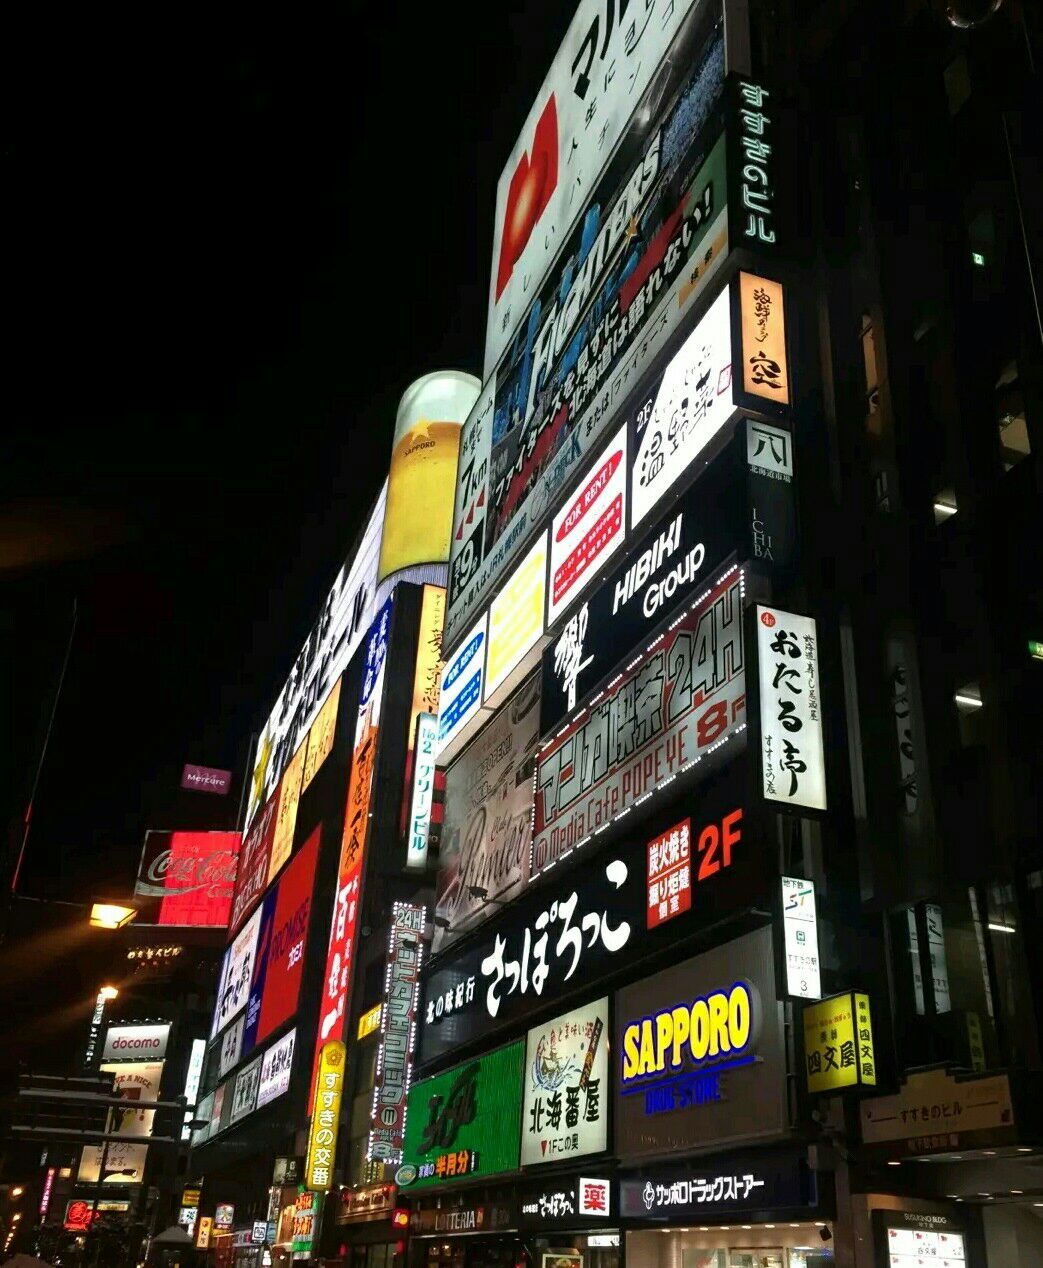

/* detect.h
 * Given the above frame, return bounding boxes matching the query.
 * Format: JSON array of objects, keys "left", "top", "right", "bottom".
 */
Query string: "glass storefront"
[{"left": 627, "top": 1221, "right": 835, "bottom": 1268}]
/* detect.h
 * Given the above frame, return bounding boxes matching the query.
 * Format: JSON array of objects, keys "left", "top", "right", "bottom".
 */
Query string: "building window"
[
  {"left": 995, "top": 360, "right": 1031, "bottom": 469},
  {"left": 933, "top": 488, "right": 958, "bottom": 524}
]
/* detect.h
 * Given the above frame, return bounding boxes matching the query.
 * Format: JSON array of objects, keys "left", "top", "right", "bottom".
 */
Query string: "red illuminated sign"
[
  {"left": 135, "top": 831, "right": 241, "bottom": 928},
  {"left": 647, "top": 809, "right": 742, "bottom": 930},
  {"left": 228, "top": 797, "right": 276, "bottom": 936},
  {"left": 256, "top": 827, "right": 319, "bottom": 1044}
]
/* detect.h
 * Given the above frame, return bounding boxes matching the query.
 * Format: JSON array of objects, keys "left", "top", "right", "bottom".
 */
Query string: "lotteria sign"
[
  {"left": 614, "top": 926, "right": 787, "bottom": 1160},
  {"left": 399, "top": 1041, "right": 524, "bottom": 1189},
  {"left": 418, "top": 761, "right": 760, "bottom": 1067}
]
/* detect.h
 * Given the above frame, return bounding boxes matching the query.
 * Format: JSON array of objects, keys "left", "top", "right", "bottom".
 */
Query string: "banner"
[{"left": 534, "top": 570, "right": 746, "bottom": 874}]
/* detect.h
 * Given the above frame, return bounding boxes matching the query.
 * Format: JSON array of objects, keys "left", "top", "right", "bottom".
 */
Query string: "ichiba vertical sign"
[
  {"left": 306, "top": 1041, "right": 346, "bottom": 1190},
  {"left": 368, "top": 903, "right": 425, "bottom": 1164},
  {"left": 756, "top": 606, "right": 826, "bottom": 811}
]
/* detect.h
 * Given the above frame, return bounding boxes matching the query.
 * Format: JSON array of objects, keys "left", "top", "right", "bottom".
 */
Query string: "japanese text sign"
[
  {"left": 860, "top": 1068, "right": 1016, "bottom": 1158},
  {"left": 437, "top": 614, "right": 488, "bottom": 762},
  {"left": 305, "top": 1041, "right": 346, "bottom": 1191},
  {"left": 521, "top": 998, "right": 608, "bottom": 1166},
  {"left": 620, "top": 1148, "right": 812, "bottom": 1220},
  {"left": 803, "top": 992, "right": 875, "bottom": 1094},
  {"left": 400, "top": 1040, "right": 524, "bottom": 1189},
  {"left": 757, "top": 605, "right": 827, "bottom": 811},
  {"left": 781, "top": 876, "right": 821, "bottom": 999},
  {"left": 739, "top": 272, "right": 789, "bottom": 405},
  {"left": 406, "top": 713, "right": 438, "bottom": 870},
  {"left": 729, "top": 80, "right": 778, "bottom": 250}
]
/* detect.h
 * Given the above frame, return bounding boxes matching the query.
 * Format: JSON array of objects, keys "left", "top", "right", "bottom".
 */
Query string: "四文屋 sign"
[{"left": 802, "top": 992, "right": 875, "bottom": 1094}]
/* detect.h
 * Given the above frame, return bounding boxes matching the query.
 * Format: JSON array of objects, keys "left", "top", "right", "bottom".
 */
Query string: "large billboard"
[
  {"left": 419, "top": 762, "right": 757, "bottom": 1066},
  {"left": 448, "top": 26, "right": 729, "bottom": 653},
  {"left": 100, "top": 1061, "right": 164, "bottom": 1138},
  {"left": 102, "top": 1023, "right": 170, "bottom": 1063},
  {"left": 400, "top": 1041, "right": 524, "bottom": 1190},
  {"left": 533, "top": 568, "right": 746, "bottom": 875},
  {"left": 246, "top": 486, "right": 388, "bottom": 826},
  {"left": 433, "top": 671, "right": 540, "bottom": 953},
  {"left": 484, "top": 0, "right": 721, "bottom": 377},
  {"left": 134, "top": 831, "right": 241, "bottom": 928},
  {"left": 212, "top": 903, "right": 263, "bottom": 1037},
  {"left": 228, "top": 796, "right": 277, "bottom": 936},
  {"left": 614, "top": 925, "right": 787, "bottom": 1159}
]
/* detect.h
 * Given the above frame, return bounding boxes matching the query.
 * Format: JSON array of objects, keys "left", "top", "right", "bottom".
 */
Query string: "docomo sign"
[{"left": 102, "top": 1023, "right": 170, "bottom": 1062}]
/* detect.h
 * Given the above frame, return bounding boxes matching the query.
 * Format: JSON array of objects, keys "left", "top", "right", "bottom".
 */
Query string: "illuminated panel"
[
  {"left": 305, "top": 1042, "right": 346, "bottom": 1191},
  {"left": 134, "top": 831, "right": 241, "bottom": 929}
]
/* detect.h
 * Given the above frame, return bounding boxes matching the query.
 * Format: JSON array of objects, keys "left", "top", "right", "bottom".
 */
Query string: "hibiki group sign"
[
  {"left": 521, "top": 999, "right": 608, "bottom": 1165},
  {"left": 448, "top": 32, "right": 730, "bottom": 652},
  {"left": 534, "top": 570, "right": 746, "bottom": 874}
]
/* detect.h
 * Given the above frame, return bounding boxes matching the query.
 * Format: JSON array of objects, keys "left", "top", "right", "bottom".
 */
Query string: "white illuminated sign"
[
  {"left": 757, "top": 606, "right": 827, "bottom": 811},
  {"left": 181, "top": 1037, "right": 206, "bottom": 1139},
  {"left": 521, "top": 999, "right": 608, "bottom": 1166},
  {"left": 781, "top": 877, "right": 821, "bottom": 1000},
  {"left": 436, "top": 613, "right": 488, "bottom": 762},
  {"left": 256, "top": 1029, "right": 296, "bottom": 1109},
  {"left": 102, "top": 1023, "right": 171, "bottom": 1063},
  {"left": 406, "top": 713, "right": 438, "bottom": 871}
]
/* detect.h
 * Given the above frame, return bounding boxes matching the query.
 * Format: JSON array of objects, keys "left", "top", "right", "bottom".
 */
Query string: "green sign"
[{"left": 399, "top": 1040, "right": 523, "bottom": 1188}]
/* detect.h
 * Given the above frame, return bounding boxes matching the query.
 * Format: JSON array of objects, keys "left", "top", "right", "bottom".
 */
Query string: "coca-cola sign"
[{"left": 135, "top": 831, "right": 242, "bottom": 928}]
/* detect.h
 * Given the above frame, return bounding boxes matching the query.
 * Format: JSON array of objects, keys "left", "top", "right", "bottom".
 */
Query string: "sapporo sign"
[
  {"left": 447, "top": 32, "right": 731, "bottom": 653},
  {"left": 533, "top": 569, "right": 746, "bottom": 876},
  {"left": 399, "top": 1041, "right": 524, "bottom": 1189},
  {"left": 418, "top": 760, "right": 758, "bottom": 1067}
]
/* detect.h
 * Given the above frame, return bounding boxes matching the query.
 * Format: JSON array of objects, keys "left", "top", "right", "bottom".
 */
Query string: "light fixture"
[
  {"left": 99, "top": 985, "right": 119, "bottom": 1001},
  {"left": 971, "top": 251, "right": 986, "bottom": 267},
  {"left": 1011, "top": 1190, "right": 1023, "bottom": 1195},
  {"left": 89, "top": 902, "right": 137, "bottom": 930},
  {"left": 983, "top": 1150, "right": 996, "bottom": 1156},
  {"left": 888, "top": 1161, "right": 901, "bottom": 1167},
  {"left": 10, "top": 1188, "right": 23, "bottom": 1198},
  {"left": 988, "top": 922, "right": 1016, "bottom": 933},
  {"left": 1017, "top": 1147, "right": 1032, "bottom": 1153},
  {"left": 954, "top": 690, "right": 983, "bottom": 710}
]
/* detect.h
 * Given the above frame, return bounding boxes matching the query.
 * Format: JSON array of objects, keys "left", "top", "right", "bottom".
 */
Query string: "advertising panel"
[
  {"left": 256, "top": 1029, "right": 296, "bottom": 1109},
  {"left": 521, "top": 998, "right": 608, "bottom": 1166},
  {"left": 614, "top": 925, "right": 786, "bottom": 1160},
  {"left": 448, "top": 34, "right": 730, "bottom": 653},
  {"left": 65, "top": 1199, "right": 131, "bottom": 1229},
  {"left": 217, "top": 1017, "right": 244, "bottom": 1078},
  {"left": 246, "top": 486, "right": 387, "bottom": 825},
  {"left": 102, "top": 1023, "right": 170, "bottom": 1063},
  {"left": 180, "top": 763, "right": 232, "bottom": 794},
  {"left": 379, "top": 372, "right": 480, "bottom": 582},
  {"left": 619, "top": 1148, "right": 813, "bottom": 1221},
  {"left": 484, "top": 0, "right": 719, "bottom": 376},
  {"left": 229, "top": 1054, "right": 262, "bottom": 1125},
  {"left": 756, "top": 605, "right": 827, "bottom": 810},
  {"left": 433, "top": 672, "right": 540, "bottom": 952},
  {"left": 873, "top": 1212, "right": 967, "bottom": 1268},
  {"left": 399, "top": 1040, "right": 524, "bottom": 1189},
  {"left": 306, "top": 1041, "right": 346, "bottom": 1191},
  {"left": 77, "top": 1141, "right": 148, "bottom": 1185},
  {"left": 739, "top": 271, "right": 789, "bottom": 406},
  {"left": 268, "top": 741, "right": 305, "bottom": 883},
  {"left": 781, "top": 876, "right": 821, "bottom": 999},
  {"left": 547, "top": 426, "right": 627, "bottom": 628},
  {"left": 134, "top": 831, "right": 241, "bottom": 928},
  {"left": 542, "top": 461, "right": 744, "bottom": 731},
  {"left": 302, "top": 677, "right": 341, "bottom": 793},
  {"left": 100, "top": 1061, "right": 164, "bottom": 1138},
  {"left": 803, "top": 992, "right": 875, "bottom": 1095},
  {"left": 228, "top": 797, "right": 276, "bottom": 936},
  {"left": 368, "top": 903, "right": 425, "bottom": 1163},
  {"left": 244, "top": 825, "right": 319, "bottom": 1051},
  {"left": 406, "top": 713, "right": 438, "bottom": 871},
  {"left": 436, "top": 613, "right": 488, "bottom": 761},
  {"left": 313, "top": 603, "right": 391, "bottom": 1076},
  {"left": 212, "top": 904, "right": 263, "bottom": 1037},
  {"left": 401, "top": 584, "right": 446, "bottom": 834},
  {"left": 533, "top": 568, "right": 746, "bottom": 874},
  {"left": 485, "top": 533, "right": 548, "bottom": 706},
  {"left": 519, "top": 1177, "right": 612, "bottom": 1227},
  {"left": 629, "top": 282, "right": 737, "bottom": 529},
  {"left": 419, "top": 762, "right": 756, "bottom": 1066}
]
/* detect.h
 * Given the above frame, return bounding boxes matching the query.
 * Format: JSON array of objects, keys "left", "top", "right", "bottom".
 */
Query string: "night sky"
[{"left": 1, "top": 6, "right": 566, "bottom": 1071}]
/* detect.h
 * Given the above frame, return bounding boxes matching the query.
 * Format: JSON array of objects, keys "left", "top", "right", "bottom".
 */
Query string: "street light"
[
  {"left": 99, "top": 985, "right": 119, "bottom": 1001},
  {"left": 10, "top": 1187, "right": 24, "bottom": 1198},
  {"left": 89, "top": 902, "right": 137, "bottom": 929}
]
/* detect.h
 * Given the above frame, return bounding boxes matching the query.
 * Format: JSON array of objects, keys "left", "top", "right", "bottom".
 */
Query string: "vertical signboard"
[
  {"left": 406, "top": 713, "right": 438, "bottom": 871},
  {"left": 781, "top": 876, "right": 821, "bottom": 999},
  {"left": 739, "top": 272, "right": 789, "bottom": 406},
  {"left": 803, "top": 992, "right": 876, "bottom": 1094},
  {"left": 269, "top": 742, "right": 306, "bottom": 883},
  {"left": 213, "top": 903, "right": 263, "bottom": 1037},
  {"left": 302, "top": 678, "right": 341, "bottom": 793},
  {"left": 305, "top": 1042, "right": 346, "bottom": 1191},
  {"left": 229, "top": 797, "right": 277, "bottom": 936},
  {"left": 756, "top": 606, "right": 826, "bottom": 810},
  {"left": 400, "top": 584, "right": 446, "bottom": 834},
  {"left": 730, "top": 81, "right": 778, "bottom": 249},
  {"left": 436, "top": 613, "right": 488, "bottom": 761},
  {"left": 368, "top": 903, "right": 425, "bottom": 1164},
  {"left": 521, "top": 998, "right": 608, "bottom": 1166},
  {"left": 485, "top": 533, "right": 548, "bottom": 706}
]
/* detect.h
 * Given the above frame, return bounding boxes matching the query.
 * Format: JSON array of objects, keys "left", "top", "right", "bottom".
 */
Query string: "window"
[{"left": 995, "top": 360, "right": 1031, "bottom": 469}]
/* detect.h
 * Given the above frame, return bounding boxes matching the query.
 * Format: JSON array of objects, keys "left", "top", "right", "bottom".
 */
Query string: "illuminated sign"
[
  {"left": 781, "top": 877, "right": 821, "bottom": 999},
  {"left": 357, "top": 1004, "right": 382, "bottom": 1041},
  {"left": 732, "top": 81, "right": 777, "bottom": 247},
  {"left": 134, "top": 830, "right": 241, "bottom": 928},
  {"left": 64, "top": 1199, "right": 130, "bottom": 1230},
  {"left": 246, "top": 487, "right": 387, "bottom": 824},
  {"left": 400, "top": 1040, "right": 524, "bottom": 1189},
  {"left": 181, "top": 1038, "right": 206, "bottom": 1139},
  {"left": 368, "top": 903, "right": 425, "bottom": 1163},
  {"left": 619, "top": 1149, "right": 812, "bottom": 1221},
  {"left": 256, "top": 1029, "right": 296, "bottom": 1109},
  {"left": 534, "top": 569, "right": 746, "bottom": 875},
  {"left": 229, "top": 1054, "right": 262, "bottom": 1124},
  {"left": 757, "top": 605, "right": 826, "bottom": 810},
  {"left": 102, "top": 1023, "right": 170, "bottom": 1062},
  {"left": 548, "top": 427, "right": 627, "bottom": 628},
  {"left": 39, "top": 1167, "right": 55, "bottom": 1218},
  {"left": 195, "top": 1217, "right": 213, "bottom": 1249},
  {"left": 77, "top": 1141, "right": 148, "bottom": 1185},
  {"left": 802, "top": 992, "right": 875, "bottom": 1094},
  {"left": 212, "top": 902, "right": 263, "bottom": 1037},
  {"left": 614, "top": 927, "right": 787, "bottom": 1160},
  {"left": 406, "top": 714, "right": 438, "bottom": 870},
  {"left": 739, "top": 272, "right": 789, "bottom": 406},
  {"left": 228, "top": 796, "right": 276, "bottom": 936},
  {"left": 214, "top": 1205, "right": 235, "bottom": 1230},
  {"left": 268, "top": 741, "right": 305, "bottom": 883},
  {"left": 876, "top": 1212, "right": 967, "bottom": 1267},
  {"left": 436, "top": 613, "right": 488, "bottom": 760},
  {"left": 484, "top": 0, "right": 714, "bottom": 376},
  {"left": 180, "top": 763, "right": 232, "bottom": 794},
  {"left": 433, "top": 671, "right": 539, "bottom": 953},
  {"left": 485, "top": 532, "right": 548, "bottom": 706},
  {"left": 861, "top": 1068, "right": 1016, "bottom": 1158},
  {"left": 518, "top": 1176, "right": 612, "bottom": 1228},
  {"left": 521, "top": 999, "right": 607, "bottom": 1166},
  {"left": 301, "top": 677, "right": 341, "bottom": 793},
  {"left": 401, "top": 584, "right": 446, "bottom": 834},
  {"left": 218, "top": 1018, "right": 244, "bottom": 1079},
  {"left": 448, "top": 32, "right": 730, "bottom": 653},
  {"left": 305, "top": 1041, "right": 346, "bottom": 1191},
  {"left": 647, "top": 820, "right": 693, "bottom": 930},
  {"left": 101, "top": 1061, "right": 163, "bottom": 1138}
]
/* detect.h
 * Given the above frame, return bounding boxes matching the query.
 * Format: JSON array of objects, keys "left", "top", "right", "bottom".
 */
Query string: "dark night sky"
[{"left": 2, "top": 5, "right": 569, "bottom": 903}]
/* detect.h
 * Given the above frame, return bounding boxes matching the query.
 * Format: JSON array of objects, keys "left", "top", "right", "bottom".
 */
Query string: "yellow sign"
[
  {"left": 803, "top": 991, "right": 876, "bottom": 1094},
  {"left": 357, "top": 1004, "right": 382, "bottom": 1041},
  {"left": 268, "top": 741, "right": 306, "bottom": 883},
  {"left": 302, "top": 677, "right": 342, "bottom": 793},
  {"left": 195, "top": 1216, "right": 213, "bottom": 1249},
  {"left": 486, "top": 532, "right": 547, "bottom": 702},
  {"left": 739, "top": 271, "right": 789, "bottom": 405},
  {"left": 305, "top": 1040, "right": 346, "bottom": 1191}
]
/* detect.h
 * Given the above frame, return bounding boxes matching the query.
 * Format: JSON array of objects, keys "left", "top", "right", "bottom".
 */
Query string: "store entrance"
[{"left": 423, "top": 1236, "right": 522, "bottom": 1268}]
